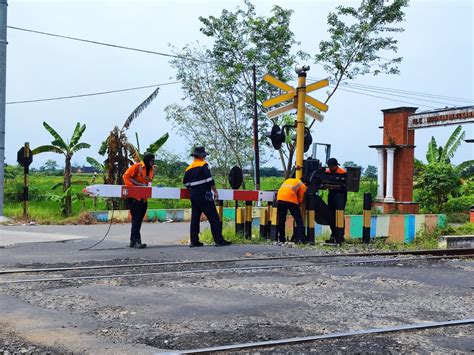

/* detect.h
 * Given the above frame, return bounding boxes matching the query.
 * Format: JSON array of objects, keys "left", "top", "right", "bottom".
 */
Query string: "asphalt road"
[{"left": 0, "top": 223, "right": 472, "bottom": 354}]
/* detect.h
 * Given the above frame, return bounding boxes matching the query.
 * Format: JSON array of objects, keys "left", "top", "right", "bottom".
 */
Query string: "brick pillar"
[{"left": 381, "top": 107, "right": 417, "bottom": 203}]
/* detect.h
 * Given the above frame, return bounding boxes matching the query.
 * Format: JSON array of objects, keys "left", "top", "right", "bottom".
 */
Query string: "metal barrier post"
[
  {"left": 269, "top": 207, "right": 278, "bottom": 241},
  {"left": 236, "top": 207, "right": 245, "bottom": 235},
  {"left": 216, "top": 200, "right": 223, "bottom": 223},
  {"left": 245, "top": 201, "right": 252, "bottom": 239},
  {"left": 306, "top": 193, "right": 315, "bottom": 244},
  {"left": 259, "top": 208, "right": 267, "bottom": 239},
  {"left": 362, "top": 193, "right": 372, "bottom": 244},
  {"left": 266, "top": 202, "right": 273, "bottom": 240},
  {"left": 335, "top": 194, "right": 345, "bottom": 244}
]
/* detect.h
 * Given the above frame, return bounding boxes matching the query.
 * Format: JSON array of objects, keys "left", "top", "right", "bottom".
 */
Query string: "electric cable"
[
  {"left": 6, "top": 81, "right": 180, "bottom": 105},
  {"left": 308, "top": 76, "right": 474, "bottom": 103},
  {"left": 7, "top": 26, "right": 214, "bottom": 64},
  {"left": 78, "top": 201, "right": 114, "bottom": 251},
  {"left": 329, "top": 85, "right": 438, "bottom": 109}
]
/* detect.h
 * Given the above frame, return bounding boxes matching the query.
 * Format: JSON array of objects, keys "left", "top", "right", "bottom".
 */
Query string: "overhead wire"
[
  {"left": 7, "top": 26, "right": 214, "bottom": 64},
  {"left": 6, "top": 81, "right": 180, "bottom": 105},
  {"left": 8, "top": 26, "right": 472, "bottom": 109},
  {"left": 308, "top": 76, "right": 474, "bottom": 104}
]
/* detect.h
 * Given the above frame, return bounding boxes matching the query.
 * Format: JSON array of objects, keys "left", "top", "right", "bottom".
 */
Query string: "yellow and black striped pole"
[
  {"left": 306, "top": 193, "right": 315, "bottom": 244},
  {"left": 362, "top": 193, "right": 372, "bottom": 244},
  {"left": 269, "top": 206, "right": 278, "bottom": 241},
  {"left": 216, "top": 200, "right": 223, "bottom": 223},
  {"left": 235, "top": 207, "right": 245, "bottom": 235},
  {"left": 259, "top": 208, "right": 267, "bottom": 239},
  {"left": 266, "top": 202, "right": 273, "bottom": 240},
  {"left": 335, "top": 193, "right": 345, "bottom": 244},
  {"left": 23, "top": 142, "right": 30, "bottom": 218},
  {"left": 245, "top": 201, "right": 253, "bottom": 239}
]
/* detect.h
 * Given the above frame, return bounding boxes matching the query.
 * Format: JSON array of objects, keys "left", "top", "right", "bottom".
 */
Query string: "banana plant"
[{"left": 32, "top": 122, "right": 90, "bottom": 216}]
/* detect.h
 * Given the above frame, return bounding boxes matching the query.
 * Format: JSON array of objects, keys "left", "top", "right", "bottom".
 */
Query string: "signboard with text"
[{"left": 408, "top": 106, "right": 474, "bottom": 129}]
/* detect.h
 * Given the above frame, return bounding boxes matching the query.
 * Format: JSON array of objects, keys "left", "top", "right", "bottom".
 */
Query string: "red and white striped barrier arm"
[{"left": 83, "top": 184, "right": 276, "bottom": 202}]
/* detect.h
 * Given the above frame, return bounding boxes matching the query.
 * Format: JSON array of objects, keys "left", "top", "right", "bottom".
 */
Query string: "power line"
[
  {"left": 7, "top": 26, "right": 213, "bottom": 64},
  {"left": 6, "top": 81, "right": 180, "bottom": 105},
  {"left": 308, "top": 76, "right": 474, "bottom": 104},
  {"left": 331, "top": 85, "right": 438, "bottom": 109}
]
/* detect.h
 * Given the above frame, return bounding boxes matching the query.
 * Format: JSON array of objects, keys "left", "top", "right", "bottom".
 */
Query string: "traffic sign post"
[
  {"left": 263, "top": 66, "right": 329, "bottom": 179},
  {"left": 17, "top": 142, "right": 33, "bottom": 218}
]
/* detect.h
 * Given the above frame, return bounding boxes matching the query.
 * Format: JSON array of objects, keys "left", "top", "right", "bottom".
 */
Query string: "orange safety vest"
[
  {"left": 277, "top": 178, "right": 307, "bottom": 205},
  {"left": 326, "top": 167, "right": 346, "bottom": 174},
  {"left": 123, "top": 162, "right": 155, "bottom": 200}
]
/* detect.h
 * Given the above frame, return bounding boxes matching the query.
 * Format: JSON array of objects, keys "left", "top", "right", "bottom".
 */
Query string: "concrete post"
[
  {"left": 376, "top": 147, "right": 385, "bottom": 200},
  {"left": 385, "top": 147, "right": 396, "bottom": 202}
]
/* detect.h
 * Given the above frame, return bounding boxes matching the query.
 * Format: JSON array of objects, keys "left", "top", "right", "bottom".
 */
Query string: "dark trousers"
[
  {"left": 127, "top": 198, "right": 147, "bottom": 245},
  {"left": 189, "top": 190, "right": 224, "bottom": 244},
  {"left": 277, "top": 201, "right": 304, "bottom": 243},
  {"left": 328, "top": 191, "right": 347, "bottom": 240}
]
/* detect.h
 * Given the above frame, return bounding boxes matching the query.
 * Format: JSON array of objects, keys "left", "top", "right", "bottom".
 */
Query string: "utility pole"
[
  {"left": 0, "top": 0, "right": 7, "bottom": 220},
  {"left": 294, "top": 65, "right": 310, "bottom": 179},
  {"left": 252, "top": 64, "right": 260, "bottom": 191}
]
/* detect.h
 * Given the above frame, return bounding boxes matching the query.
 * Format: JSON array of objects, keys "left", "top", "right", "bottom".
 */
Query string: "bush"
[{"left": 443, "top": 196, "right": 474, "bottom": 213}]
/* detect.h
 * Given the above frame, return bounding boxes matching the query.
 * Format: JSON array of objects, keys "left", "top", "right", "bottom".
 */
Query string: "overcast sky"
[{"left": 5, "top": 0, "right": 474, "bottom": 170}]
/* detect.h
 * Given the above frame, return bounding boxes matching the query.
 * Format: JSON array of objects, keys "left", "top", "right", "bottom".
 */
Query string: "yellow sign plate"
[
  {"left": 305, "top": 95, "right": 329, "bottom": 112},
  {"left": 263, "top": 74, "right": 294, "bottom": 93},
  {"left": 263, "top": 91, "right": 295, "bottom": 108},
  {"left": 266, "top": 102, "right": 297, "bottom": 119},
  {"left": 306, "top": 79, "right": 329, "bottom": 94}
]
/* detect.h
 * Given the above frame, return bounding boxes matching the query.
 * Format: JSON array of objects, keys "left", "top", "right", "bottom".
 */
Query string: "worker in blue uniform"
[{"left": 183, "top": 146, "right": 232, "bottom": 247}]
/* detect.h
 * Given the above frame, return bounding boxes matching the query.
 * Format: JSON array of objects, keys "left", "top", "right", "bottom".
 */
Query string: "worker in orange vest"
[
  {"left": 276, "top": 176, "right": 308, "bottom": 244},
  {"left": 123, "top": 152, "right": 155, "bottom": 249},
  {"left": 325, "top": 157, "right": 347, "bottom": 244}
]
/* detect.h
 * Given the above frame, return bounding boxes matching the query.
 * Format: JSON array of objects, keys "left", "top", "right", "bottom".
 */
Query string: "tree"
[
  {"left": 417, "top": 163, "right": 460, "bottom": 213},
  {"left": 416, "top": 125, "right": 474, "bottom": 181},
  {"left": 342, "top": 161, "right": 361, "bottom": 168},
  {"left": 272, "top": 0, "right": 408, "bottom": 175},
  {"left": 167, "top": 1, "right": 307, "bottom": 184},
  {"left": 40, "top": 159, "right": 59, "bottom": 174},
  {"left": 98, "top": 87, "right": 161, "bottom": 186},
  {"left": 363, "top": 165, "right": 377, "bottom": 179},
  {"left": 32, "top": 122, "right": 90, "bottom": 216}
]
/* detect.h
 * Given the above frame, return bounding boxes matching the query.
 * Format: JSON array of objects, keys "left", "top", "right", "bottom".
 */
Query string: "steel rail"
[
  {"left": 1, "top": 247, "right": 472, "bottom": 275},
  {"left": 1, "top": 254, "right": 472, "bottom": 285},
  {"left": 175, "top": 318, "right": 474, "bottom": 354}
]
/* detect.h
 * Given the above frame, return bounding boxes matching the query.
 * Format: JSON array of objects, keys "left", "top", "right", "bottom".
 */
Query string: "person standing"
[
  {"left": 183, "top": 147, "right": 231, "bottom": 247},
  {"left": 123, "top": 152, "right": 155, "bottom": 249},
  {"left": 325, "top": 157, "right": 347, "bottom": 244},
  {"left": 276, "top": 177, "right": 308, "bottom": 244}
]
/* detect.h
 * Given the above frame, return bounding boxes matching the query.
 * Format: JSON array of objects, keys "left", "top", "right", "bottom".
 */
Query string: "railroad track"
[
  {"left": 178, "top": 318, "right": 474, "bottom": 354},
  {"left": 0, "top": 248, "right": 472, "bottom": 285},
  {"left": 1, "top": 247, "right": 472, "bottom": 275}
]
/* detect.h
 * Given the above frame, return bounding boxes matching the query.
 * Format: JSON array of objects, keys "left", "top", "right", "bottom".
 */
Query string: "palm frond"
[
  {"left": 426, "top": 136, "right": 438, "bottom": 163},
  {"left": 32, "top": 145, "right": 65, "bottom": 155},
  {"left": 122, "top": 87, "right": 160, "bottom": 130},
  {"left": 43, "top": 122, "right": 68, "bottom": 149},
  {"left": 70, "top": 123, "right": 87, "bottom": 147},
  {"left": 126, "top": 142, "right": 141, "bottom": 163},
  {"left": 454, "top": 159, "right": 474, "bottom": 175},
  {"left": 98, "top": 138, "right": 109, "bottom": 156},
  {"left": 86, "top": 157, "right": 104, "bottom": 170},
  {"left": 135, "top": 132, "right": 140, "bottom": 153},
  {"left": 51, "top": 182, "right": 63, "bottom": 190},
  {"left": 444, "top": 128, "right": 465, "bottom": 163},
  {"left": 71, "top": 142, "right": 91, "bottom": 153},
  {"left": 145, "top": 133, "right": 169, "bottom": 154}
]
